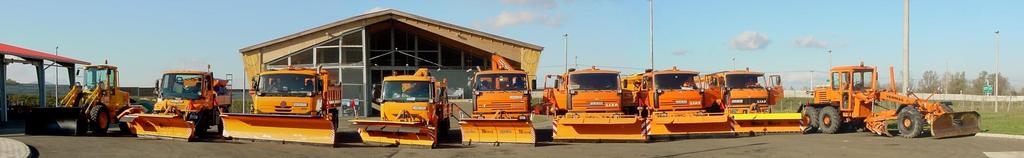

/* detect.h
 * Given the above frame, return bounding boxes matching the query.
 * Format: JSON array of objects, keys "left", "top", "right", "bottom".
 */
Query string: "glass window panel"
[
  {"left": 417, "top": 51, "right": 439, "bottom": 66},
  {"left": 342, "top": 85, "right": 365, "bottom": 100},
  {"left": 341, "top": 68, "right": 364, "bottom": 84},
  {"left": 317, "top": 47, "right": 339, "bottom": 64},
  {"left": 369, "top": 31, "right": 389, "bottom": 50},
  {"left": 342, "top": 47, "right": 364, "bottom": 65},
  {"left": 321, "top": 38, "right": 340, "bottom": 46},
  {"left": 342, "top": 32, "right": 362, "bottom": 46},
  {"left": 291, "top": 49, "right": 314, "bottom": 65},
  {"left": 268, "top": 58, "right": 288, "bottom": 66},
  {"left": 441, "top": 46, "right": 461, "bottom": 66},
  {"left": 327, "top": 68, "right": 339, "bottom": 85},
  {"left": 417, "top": 37, "right": 438, "bottom": 51}
]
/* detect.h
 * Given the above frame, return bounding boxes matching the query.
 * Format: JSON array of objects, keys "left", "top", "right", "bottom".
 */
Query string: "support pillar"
[
  {"left": 1, "top": 55, "right": 7, "bottom": 123},
  {"left": 35, "top": 60, "right": 46, "bottom": 108}
]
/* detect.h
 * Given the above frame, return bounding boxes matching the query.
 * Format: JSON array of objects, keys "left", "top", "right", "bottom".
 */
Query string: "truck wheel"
[
  {"left": 214, "top": 109, "right": 224, "bottom": 136},
  {"left": 88, "top": 105, "right": 110, "bottom": 135},
  {"left": 817, "top": 106, "right": 841, "bottom": 134},
  {"left": 897, "top": 107, "right": 924, "bottom": 138},
  {"left": 801, "top": 105, "right": 820, "bottom": 133}
]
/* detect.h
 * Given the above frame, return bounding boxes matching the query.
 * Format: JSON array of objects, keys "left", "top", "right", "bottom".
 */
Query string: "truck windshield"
[
  {"left": 258, "top": 74, "right": 317, "bottom": 97},
  {"left": 475, "top": 73, "right": 528, "bottom": 91},
  {"left": 725, "top": 74, "right": 764, "bottom": 89},
  {"left": 569, "top": 73, "right": 618, "bottom": 90},
  {"left": 82, "top": 67, "right": 111, "bottom": 91},
  {"left": 655, "top": 73, "right": 697, "bottom": 90},
  {"left": 382, "top": 81, "right": 431, "bottom": 102},
  {"left": 161, "top": 74, "right": 204, "bottom": 100}
]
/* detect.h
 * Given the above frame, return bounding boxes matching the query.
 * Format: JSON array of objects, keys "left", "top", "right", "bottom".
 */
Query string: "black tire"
[
  {"left": 214, "top": 109, "right": 224, "bottom": 136},
  {"left": 897, "top": 107, "right": 925, "bottom": 138},
  {"left": 88, "top": 105, "right": 110, "bottom": 135},
  {"left": 801, "top": 105, "right": 820, "bottom": 133},
  {"left": 817, "top": 106, "right": 842, "bottom": 134},
  {"left": 75, "top": 114, "right": 89, "bottom": 136},
  {"left": 190, "top": 111, "right": 209, "bottom": 140}
]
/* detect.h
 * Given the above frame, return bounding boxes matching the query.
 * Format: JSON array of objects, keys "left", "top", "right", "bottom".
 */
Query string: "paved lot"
[{"left": 3, "top": 102, "right": 1023, "bottom": 158}]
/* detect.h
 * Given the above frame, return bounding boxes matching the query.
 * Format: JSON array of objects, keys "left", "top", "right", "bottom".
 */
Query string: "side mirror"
[
  {"left": 531, "top": 79, "right": 537, "bottom": 90},
  {"left": 371, "top": 84, "right": 382, "bottom": 104},
  {"left": 153, "top": 79, "right": 161, "bottom": 95}
]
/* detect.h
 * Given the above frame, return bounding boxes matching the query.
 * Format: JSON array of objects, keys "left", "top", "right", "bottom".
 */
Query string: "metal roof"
[
  {"left": 240, "top": 9, "right": 544, "bottom": 53},
  {"left": 0, "top": 43, "right": 90, "bottom": 65}
]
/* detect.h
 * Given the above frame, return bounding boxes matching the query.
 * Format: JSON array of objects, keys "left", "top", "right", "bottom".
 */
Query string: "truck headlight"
[
  {"left": 731, "top": 99, "right": 744, "bottom": 104},
  {"left": 293, "top": 102, "right": 308, "bottom": 107},
  {"left": 412, "top": 106, "right": 427, "bottom": 111}
]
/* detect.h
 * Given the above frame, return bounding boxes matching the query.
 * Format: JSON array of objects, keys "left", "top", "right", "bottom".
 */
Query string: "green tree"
[
  {"left": 944, "top": 72, "right": 968, "bottom": 94},
  {"left": 916, "top": 71, "right": 941, "bottom": 93}
]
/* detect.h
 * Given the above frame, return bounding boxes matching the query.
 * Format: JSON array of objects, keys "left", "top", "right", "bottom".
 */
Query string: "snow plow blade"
[
  {"left": 552, "top": 116, "right": 648, "bottom": 142},
  {"left": 459, "top": 118, "right": 535, "bottom": 145},
  {"left": 930, "top": 111, "right": 981, "bottom": 138},
  {"left": 350, "top": 119, "right": 437, "bottom": 147},
  {"left": 127, "top": 114, "right": 195, "bottom": 140},
  {"left": 731, "top": 113, "right": 804, "bottom": 133},
  {"left": 24, "top": 107, "right": 84, "bottom": 135},
  {"left": 648, "top": 114, "right": 733, "bottom": 135},
  {"left": 220, "top": 113, "right": 336, "bottom": 145}
]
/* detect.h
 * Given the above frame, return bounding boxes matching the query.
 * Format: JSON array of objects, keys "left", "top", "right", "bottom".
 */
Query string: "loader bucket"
[
  {"left": 350, "top": 120, "right": 437, "bottom": 147},
  {"left": 459, "top": 118, "right": 535, "bottom": 145},
  {"left": 25, "top": 107, "right": 84, "bottom": 135},
  {"left": 648, "top": 114, "right": 734, "bottom": 136},
  {"left": 731, "top": 113, "right": 804, "bottom": 134},
  {"left": 552, "top": 116, "right": 648, "bottom": 142},
  {"left": 220, "top": 113, "right": 336, "bottom": 145},
  {"left": 930, "top": 111, "right": 981, "bottom": 138},
  {"left": 127, "top": 114, "right": 196, "bottom": 140}
]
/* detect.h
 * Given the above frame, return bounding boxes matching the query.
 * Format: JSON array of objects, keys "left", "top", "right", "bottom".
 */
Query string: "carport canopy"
[{"left": 0, "top": 42, "right": 90, "bottom": 124}]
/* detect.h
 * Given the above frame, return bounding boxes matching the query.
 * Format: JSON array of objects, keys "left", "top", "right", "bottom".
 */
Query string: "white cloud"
[
  {"left": 364, "top": 7, "right": 389, "bottom": 14},
  {"left": 729, "top": 31, "right": 771, "bottom": 51},
  {"left": 672, "top": 49, "right": 688, "bottom": 56},
  {"left": 794, "top": 36, "right": 829, "bottom": 48},
  {"left": 501, "top": 0, "right": 558, "bottom": 8},
  {"left": 483, "top": 11, "right": 564, "bottom": 29}
]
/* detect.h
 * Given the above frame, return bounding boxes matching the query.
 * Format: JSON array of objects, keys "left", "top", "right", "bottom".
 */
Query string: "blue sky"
[{"left": 1, "top": 0, "right": 1021, "bottom": 89}]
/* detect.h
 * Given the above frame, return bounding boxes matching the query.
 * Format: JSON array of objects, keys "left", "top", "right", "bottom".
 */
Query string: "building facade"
[{"left": 239, "top": 9, "right": 542, "bottom": 116}]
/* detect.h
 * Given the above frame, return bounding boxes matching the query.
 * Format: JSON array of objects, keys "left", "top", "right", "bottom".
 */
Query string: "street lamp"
[
  {"left": 995, "top": 30, "right": 1000, "bottom": 112},
  {"left": 826, "top": 49, "right": 833, "bottom": 68}
]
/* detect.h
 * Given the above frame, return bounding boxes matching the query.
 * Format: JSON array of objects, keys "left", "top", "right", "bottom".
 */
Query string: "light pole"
[
  {"left": 995, "top": 30, "right": 1000, "bottom": 112},
  {"left": 563, "top": 34, "right": 569, "bottom": 75},
  {"left": 54, "top": 43, "right": 59, "bottom": 107},
  {"left": 648, "top": 0, "right": 655, "bottom": 70},
  {"left": 902, "top": 0, "right": 911, "bottom": 94},
  {"left": 826, "top": 49, "right": 833, "bottom": 68},
  {"left": 731, "top": 57, "right": 736, "bottom": 70}
]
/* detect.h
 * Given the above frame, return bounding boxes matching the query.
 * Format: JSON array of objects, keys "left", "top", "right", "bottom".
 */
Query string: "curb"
[
  {"left": 977, "top": 133, "right": 1024, "bottom": 140},
  {"left": 0, "top": 137, "right": 30, "bottom": 158}
]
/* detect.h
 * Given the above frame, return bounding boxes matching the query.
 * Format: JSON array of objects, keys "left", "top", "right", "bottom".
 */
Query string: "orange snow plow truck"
[
  {"left": 460, "top": 55, "right": 535, "bottom": 146},
  {"left": 801, "top": 64, "right": 980, "bottom": 138},
  {"left": 622, "top": 67, "right": 733, "bottom": 136},
  {"left": 220, "top": 67, "right": 341, "bottom": 145},
  {"left": 350, "top": 68, "right": 453, "bottom": 148},
  {"left": 123, "top": 69, "right": 230, "bottom": 141},
  {"left": 543, "top": 66, "right": 647, "bottom": 142},
  {"left": 699, "top": 70, "right": 804, "bottom": 134}
]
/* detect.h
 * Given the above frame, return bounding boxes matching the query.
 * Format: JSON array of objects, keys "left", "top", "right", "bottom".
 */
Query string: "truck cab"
[
  {"left": 249, "top": 68, "right": 335, "bottom": 116},
  {"left": 701, "top": 70, "right": 783, "bottom": 114}
]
